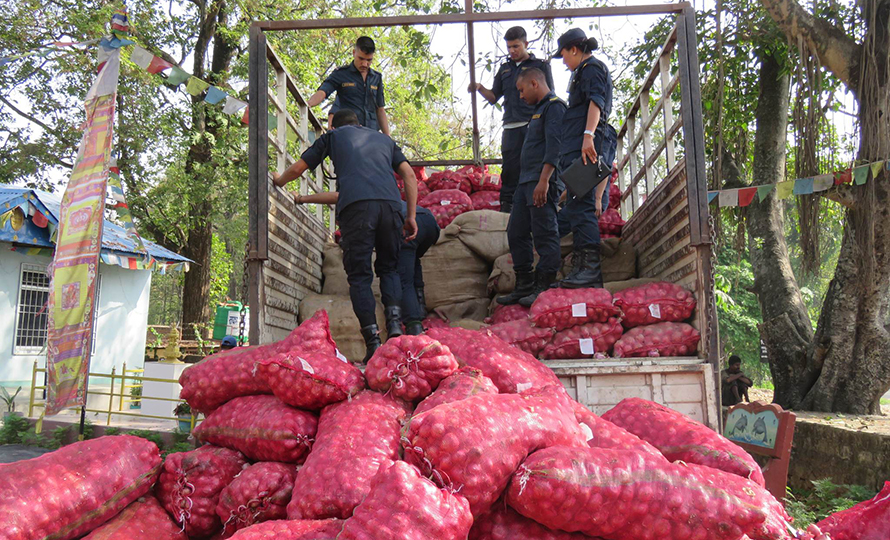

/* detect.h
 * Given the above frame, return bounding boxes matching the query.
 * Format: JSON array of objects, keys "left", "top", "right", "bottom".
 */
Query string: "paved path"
[{"left": 0, "top": 444, "right": 51, "bottom": 464}]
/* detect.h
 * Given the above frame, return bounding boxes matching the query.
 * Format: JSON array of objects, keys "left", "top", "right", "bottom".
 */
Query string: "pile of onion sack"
[{"left": 4, "top": 308, "right": 870, "bottom": 540}]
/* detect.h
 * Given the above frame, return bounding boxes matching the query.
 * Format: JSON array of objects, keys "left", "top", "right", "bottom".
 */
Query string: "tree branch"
[
  {"left": 759, "top": 0, "right": 862, "bottom": 92},
  {"left": 0, "top": 94, "right": 63, "bottom": 137}
]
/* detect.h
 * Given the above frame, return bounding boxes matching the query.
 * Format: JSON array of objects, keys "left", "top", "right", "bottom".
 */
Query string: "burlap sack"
[
  {"left": 423, "top": 234, "right": 491, "bottom": 309},
  {"left": 603, "top": 277, "right": 660, "bottom": 294},
  {"left": 433, "top": 298, "right": 491, "bottom": 322},
  {"left": 321, "top": 243, "right": 381, "bottom": 298},
  {"left": 298, "top": 294, "right": 386, "bottom": 362},
  {"left": 443, "top": 210, "right": 510, "bottom": 264},
  {"left": 450, "top": 319, "right": 487, "bottom": 331},
  {"left": 560, "top": 238, "right": 637, "bottom": 283},
  {"left": 488, "top": 253, "right": 541, "bottom": 295}
]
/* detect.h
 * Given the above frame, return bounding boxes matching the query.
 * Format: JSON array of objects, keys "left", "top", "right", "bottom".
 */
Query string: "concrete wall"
[
  {"left": 0, "top": 248, "right": 151, "bottom": 387},
  {"left": 789, "top": 418, "right": 890, "bottom": 492}
]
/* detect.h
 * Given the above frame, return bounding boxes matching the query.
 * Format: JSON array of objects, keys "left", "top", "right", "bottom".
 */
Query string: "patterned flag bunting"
[
  {"left": 871, "top": 161, "right": 884, "bottom": 178},
  {"left": 776, "top": 181, "right": 794, "bottom": 199},
  {"left": 707, "top": 192, "right": 718, "bottom": 204},
  {"left": 223, "top": 96, "right": 247, "bottom": 115},
  {"left": 204, "top": 86, "right": 227, "bottom": 104},
  {"left": 813, "top": 175, "right": 834, "bottom": 192},
  {"left": 128, "top": 45, "right": 153, "bottom": 70},
  {"left": 738, "top": 187, "right": 757, "bottom": 207},
  {"left": 164, "top": 65, "right": 190, "bottom": 86},
  {"left": 146, "top": 55, "right": 172, "bottom": 75},
  {"left": 757, "top": 184, "right": 774, "bottom": 202},
  {"left": 186, "top": 76, "right": 210, "bottom": 96},
  {"left": 834, "top": 168, "right": 852, "bottom": 185},
  {"left": 853, "top": 166, "right": 869, "bottom": 185},
  {"left": 719, "top": 189, "right": 738, "bottom": 207}
]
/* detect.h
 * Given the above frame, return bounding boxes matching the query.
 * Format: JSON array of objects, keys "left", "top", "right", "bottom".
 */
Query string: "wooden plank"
[
  {"left": 640, "top": 224, "right": 691, "bottom": 270},
  {"left": 627, "top": 116, "right": 639, "bottom": 212},
  {"left": 265, "top": 43, "right": 325, "bottom": 133},
  {"left": 267, "top": 248, "right": 322, "bottom": 289},
  {"left": 650, "top": 373, "right": 665, "bottom": 404},
  {"left": 268, "top": 201, "right": 328, "bottom": 256},
  {"left": 661, "top": 260, "right": 698, "bottom": 285},
  {"left": 623, "top": 161, "right": 686, "bottom": 239},
  {"left": 248, "top": 26, "right": 269, "bottom": 345},
  {"left": 616, "top": 134, "right": 629, "bottom": 219},
  {"left": 624, "top": 179, "right": 686, "bottom": 247},
  {"left": 616, "top": 25, "right": 679, "bottom": 138},
  {"left": 544, "top": 362, "right": 708, "bottom": 376},
  {"left": 663, "top": 382, "right": 703, "bottom": 403},
  {"left": 619, "top": 73, "right": 679, "bottom": 167},
  {"left": 640, "top": 89, "right": 655, "bottom": 196},
  {"left": 660, "top": 53, "right": 677, "bottom": 171},
  {"left": 268, "top": 238, "right": 323, "bottom": 279},
  {"left": 254, "top": 4, "right": 691, "bottom": 31},
  {"left": 641, "top": 244, "right": 694, "bottom": 278},
  {"left": 270, "top": 185, "right": 330, "bottom": 240}
]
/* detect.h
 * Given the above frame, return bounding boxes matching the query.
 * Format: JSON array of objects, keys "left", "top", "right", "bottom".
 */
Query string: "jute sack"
[
  {"left": 433, "top": 298, "right": 491, "bottom": 322},
  {"left": 444, "top": 210, "right": 510, "bottom": 264},
  {"left": 560, "top": 238, "right": 637, "bottom": 283},
  {"left": 422, "top": 233, "right": 491, "bottom": 309},
  {"left": 321, "top": 243, "right": 381, "bottom": 298},
  {"left": 450, "top": 319, "right": 487, "bottom": 331},
  {"left": 604, "top": 277, "right": 660, "bottom": 294},
  {"left": 488, "top": 253, "right": 540, "bottom": 295},
  {"left": 298, "top": 294, "right": 386, "bottom": 362}
]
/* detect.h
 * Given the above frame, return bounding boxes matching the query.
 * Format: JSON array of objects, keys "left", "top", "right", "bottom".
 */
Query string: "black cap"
[{"left": 552, "top": 28, "right": 587, "bottom": 59}]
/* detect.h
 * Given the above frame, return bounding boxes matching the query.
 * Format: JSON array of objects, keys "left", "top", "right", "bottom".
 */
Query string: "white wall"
[{"left": 0, "top": 249, "right": 152, "bottom": 387}]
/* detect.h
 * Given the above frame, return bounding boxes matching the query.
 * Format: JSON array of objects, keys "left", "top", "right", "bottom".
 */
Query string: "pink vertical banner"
[{"left": 44, "top": 44, "right": 120, "bottom": 416}]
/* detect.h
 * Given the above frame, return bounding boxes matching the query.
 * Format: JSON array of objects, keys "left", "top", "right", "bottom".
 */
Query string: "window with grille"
[{"left": 14, "top": 263, "right": 50, "bottom": 355}]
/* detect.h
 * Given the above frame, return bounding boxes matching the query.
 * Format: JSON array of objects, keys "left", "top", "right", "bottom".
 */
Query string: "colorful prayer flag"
[
  {"left": 834, "top": 168, "right": 852, "bottom": 185},
  {"left": 707, "top": 192, "right": 718, "bottom": 204},
  {"left": 738, "top": 187, "right": 757, "bottom": 207},
  {"left": 204, "top": 86, "right": 228, "bottom": 105},
  {"left": 757, "top": 184, "right": 774, "bottom": 202},
  {"left": 128, "top": 46, "right": 152, "bottom": 70},
  {"left": 853, "top": 166, "right": 869, "bottom": 185},
  {"left": 871, "top": 161, "right": 884, "bottom": 179},
  {"left": 186, "top": 76, "right": 210, "bottom": 95},
  {"left": 813, "top": 174, "right": 834, "bottom": 192},
  {"left": 146, "top": 55, "right": 172, "bottom": 75},
  {"left": 165, "top": 66, "right": 190, "bottom": 86},
  {"left": 45, "top": 44, "right": 120, "bottom": 417},
  {"left": 719, "top": 189, "right": 739, "bottom": 207},
  {"left": 793, "top": 177, "right": 814, "bottom": 195},
  {"left": 776, "top": 181, "right": 794, "bottom": 199},
  {"left": 241, "top": 107, "right": 249, "bottom": 125},
  {"left": 223, "top": 96, "right": 247, "bottom": 115}
]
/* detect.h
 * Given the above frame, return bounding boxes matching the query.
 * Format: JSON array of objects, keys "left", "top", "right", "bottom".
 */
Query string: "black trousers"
[
  {"left": 338, "top": 200, "right": 404, "bottom": 328},
  {"left": 398, "top": 211, "right": 439, "bottom": 321},
  {"left": 507, "top": 182, "right": 562, "bottom": 274},
  {"left": 500, "top": 125, "right": 529, "bottom": 212}
]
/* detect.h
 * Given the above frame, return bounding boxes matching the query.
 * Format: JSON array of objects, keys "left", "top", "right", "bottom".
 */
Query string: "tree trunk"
[
  {"left": 745, "top": 51, "right": 817, "bottom": 408},
  {"left": 756, "top": 0, "right": 890, "bottom": 412}
]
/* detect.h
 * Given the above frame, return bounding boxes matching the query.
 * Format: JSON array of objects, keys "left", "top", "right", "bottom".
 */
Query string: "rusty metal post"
[
  {"left": 107, "top": 366, "right": 116, "bottom": 426},
  {"left": 28, "top": 360, "right": 37, "bottom": 418},
  {"left": 465, "top": 0, "right": 481, "bottom": 164}
]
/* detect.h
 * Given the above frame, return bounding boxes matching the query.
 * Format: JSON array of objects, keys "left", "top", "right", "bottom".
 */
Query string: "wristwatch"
[
  {"left": 295, "top": 194, "right": 302, "bottom": 205},
  {"left": 583, "top": 129, "right": 595, "bottom": 137}
]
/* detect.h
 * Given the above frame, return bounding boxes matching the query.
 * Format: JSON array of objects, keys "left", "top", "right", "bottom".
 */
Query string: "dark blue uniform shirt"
[
  {"left": 318, "top": 63, "right": 386, "bottom": 131},
  {"left": 491, "top": 54, "right": 555, "bottom": 125},
  {"left": 300, "top": 125, "right": 406, "bottom": 215},
  {"left": 560, "top": 55, "right": 614, "bottom": 157},
  {"left": 519, "top": 92, "right": 567, "bottom": 185}
]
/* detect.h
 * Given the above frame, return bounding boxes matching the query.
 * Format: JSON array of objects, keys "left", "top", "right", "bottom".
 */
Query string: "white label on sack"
[
  {"left": 516, "top": 382, "right": 533, "bottom": 393},
  {"left": 649, "top": 303, "right": 662, "bottom": 319},
  {"left": 572, "top": 303, "right": 587, "bottom": 317},
  {"left": 299, "top": 357, "right": 315, "bottom": 375},
  {"left": 580, "top": 422, "right": 594, "bottom": 442},
  {"left": 335, "top": 349, "right": 348, "bottom": 363},
  {"left": 579, "top": 338, "right": 595, "bottom": 355},
  {"left": 440, "top": 199, "right": 451, "bottom": 206}
]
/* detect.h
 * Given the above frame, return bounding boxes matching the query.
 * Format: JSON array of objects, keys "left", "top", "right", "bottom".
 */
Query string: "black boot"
[
  {"left": 405, "top": 320, "right": 424, "bottom": 335},
  {"left": 385, "top": 306, "right": 403, "bottom": 340},
  {"left": 558, "top": 250, "right": 584, "bottom": 287},
  {"left": 416, "top": 287, "right": 428, "bottom": 319},
  {"left": 559, "top": 247, "right": 603, "bottom": 289},
  {"left": 361, "top": 324, "right": 382, "bottom": 363},
  {"left": 519, "top": 271, "right": 558, "bottom": 307},
  {"left": 496, "top": 270, "right": 535, "bottom": 305}
]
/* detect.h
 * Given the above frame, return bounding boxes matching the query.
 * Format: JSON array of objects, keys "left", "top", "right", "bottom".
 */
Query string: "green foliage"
[
  {"left": 0, "top": 414, "right": 30, "bottom": 444},
  {"left": 0, "top": 386, "right": 22, "bottom": 413},
  {"left": 162, "top": 441, "right": 195, "bottom": 458},
  {"left": 785, "top": 479, "right": 876, "bottom": 530},
  {"left": 209, "top": 233, "right": 233, "bottom": 309},
  {"left": 17, "top": 427, "right": 50, "bottom": 448},
  {"left": 123, "top": 429, "right": 164, "bottom": 449},
  {"left": 104, "top": 427, "right": 122, "bottom": 436}
]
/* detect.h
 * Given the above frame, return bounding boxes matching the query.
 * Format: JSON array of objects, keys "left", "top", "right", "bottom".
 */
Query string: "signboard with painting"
[{"left": 723, "top": 401, "right": 796, "bottom": 500}]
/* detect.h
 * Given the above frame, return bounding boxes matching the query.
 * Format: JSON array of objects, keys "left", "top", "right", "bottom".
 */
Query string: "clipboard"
[{"left": 562, "top": 155, "right": 612, "bottom": 198}]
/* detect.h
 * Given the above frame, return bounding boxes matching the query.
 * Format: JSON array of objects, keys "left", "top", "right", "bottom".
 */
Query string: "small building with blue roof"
[{"left": 0, "top": 187, "right": 191, "bottom": 386}]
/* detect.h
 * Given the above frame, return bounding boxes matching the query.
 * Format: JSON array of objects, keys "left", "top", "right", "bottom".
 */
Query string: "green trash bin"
[{"left": 213, "top": 302, "right": 244, "bottom": 340}]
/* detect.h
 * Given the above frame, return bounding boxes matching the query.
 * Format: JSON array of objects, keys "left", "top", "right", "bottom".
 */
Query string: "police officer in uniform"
[
  {"left": 552, "top": 28, "right": 617, "bottom": 289},
  {"left": 308, "top": 36, "right": 390, "bottom": 136},
  {"left": 469, "top": 26, "right": 554, "bottom": 213},
  {"left": 398, "top": 201, "right": 439, "bottom": 335},
  {"left": 497, "top": 68, "right": 566, "bottom": 307},
  {"left": 272, "top": 110, "right": 417, "bottom": 361}
]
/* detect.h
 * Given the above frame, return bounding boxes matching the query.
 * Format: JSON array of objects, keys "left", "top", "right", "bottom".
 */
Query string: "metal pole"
[{"left": 465, "top": 0, "right": 481, "bottom": 164}]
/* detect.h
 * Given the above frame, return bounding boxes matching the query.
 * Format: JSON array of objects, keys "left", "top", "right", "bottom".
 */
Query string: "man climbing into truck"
[{"left": 271, "top": 109, "right": 417, "bottom": 362}]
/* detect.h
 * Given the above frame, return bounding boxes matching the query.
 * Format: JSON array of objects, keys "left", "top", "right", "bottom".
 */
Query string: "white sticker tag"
[
  {"left": 580, "top": 422, "right": 594, "bottom": 442},
  {"left": 298, "top": 357, "right": 315, "bottom": 375},
  {"left": 440, "top": 199, "right": 451, "bottom": 206},
  {"left": 335, "top": 349, "right": 348, "bottom": 363},
  {"left": 516, "top": 382, "right": 533, "bottom": 393},
  {"left": 572, "top": 303, "right": 587, "bottom": 317},
  {"left": 649, "top": 303, "right": 662, "bottom": 319},
  {"left": 579, "top": 338, "right": 595, "bottom": 355}
]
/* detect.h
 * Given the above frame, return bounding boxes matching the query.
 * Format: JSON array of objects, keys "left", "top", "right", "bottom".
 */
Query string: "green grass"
[{"left": 785, "top": 479, "right": 876, "bottom": 530}]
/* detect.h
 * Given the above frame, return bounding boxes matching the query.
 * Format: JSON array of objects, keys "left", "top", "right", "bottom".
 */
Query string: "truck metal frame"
[{"left": 247, "top": 2, "right": 721, "bottom": 427}]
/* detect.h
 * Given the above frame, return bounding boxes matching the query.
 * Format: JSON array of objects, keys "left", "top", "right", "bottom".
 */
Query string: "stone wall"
[{"left": 789, "top": 416, "right": 890, "bottom": 492}]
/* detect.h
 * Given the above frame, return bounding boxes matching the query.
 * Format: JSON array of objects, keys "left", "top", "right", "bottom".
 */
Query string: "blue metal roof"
[{"left": 0, "top": 187, "right": 191, "bottom": 264}]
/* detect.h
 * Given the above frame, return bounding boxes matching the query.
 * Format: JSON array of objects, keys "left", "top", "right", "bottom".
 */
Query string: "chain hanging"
[
  {"left": 238, "top": 240, "right": 250, "bottom": 347},
  {"left": 706, "top": 213, "right": 719, "bottom": 357}
]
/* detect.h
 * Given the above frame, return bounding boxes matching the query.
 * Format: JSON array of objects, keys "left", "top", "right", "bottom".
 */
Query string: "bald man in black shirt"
[{"left": 273, "top": 110, "right": 417, "bottom": 361}]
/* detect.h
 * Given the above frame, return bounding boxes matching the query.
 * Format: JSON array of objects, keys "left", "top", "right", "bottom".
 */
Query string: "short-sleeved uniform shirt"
[
  {"left": 300, "top": 125, "right": 406, "bottom": 215},
  {"left": 491, "top": 54, "right": 555, "bottom": 125},
  {"left": 519, "top": 92, "right": 567, "bottom": 185},
  {"left": 560, "top": 55, "right": 614, "bottom": 157},
  {"left": 318, "top": 63, "right": 386, "bottom": 131}
]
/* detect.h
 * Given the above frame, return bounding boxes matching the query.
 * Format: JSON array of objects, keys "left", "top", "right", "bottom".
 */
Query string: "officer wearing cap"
[
  {"left": 308, "top": 36, "right": 390, "bottom": 136},
  {"left": 272, "top": 109, "right": 418, "bottom": 362},
  {"left": 497, "top": 67, "right": 566, "bottom": 307},
  {"left": 220, "top": 336, "right": 237, "bottom": 350},
  {"left": 552, "top": 28, "right": 617, "bottom": 289},
  {"left": 469, "top": 26, "right": 554, "bottom": 213}
]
